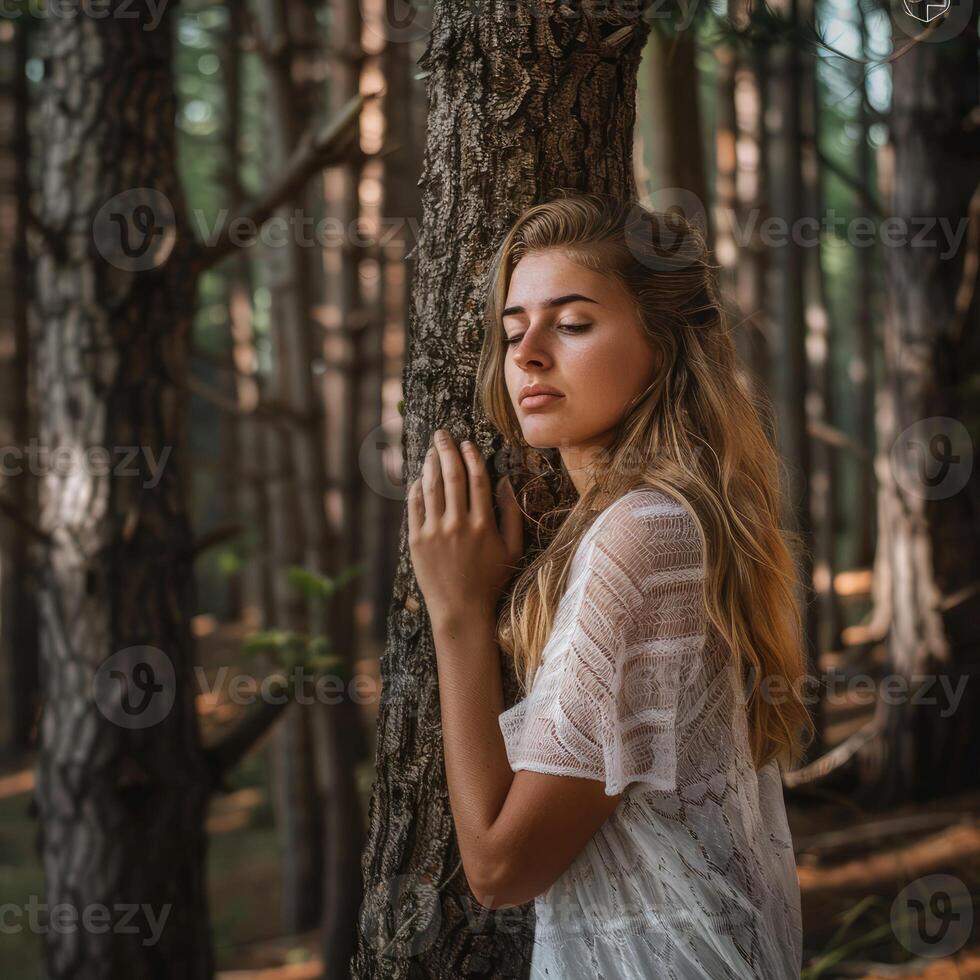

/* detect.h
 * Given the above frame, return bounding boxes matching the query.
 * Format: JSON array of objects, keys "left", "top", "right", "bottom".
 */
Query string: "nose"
[{"left": 510, "top": 321, "right": 553, "bottom": 371}]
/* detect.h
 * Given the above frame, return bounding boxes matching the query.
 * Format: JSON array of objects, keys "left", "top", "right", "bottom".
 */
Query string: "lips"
[
  {"left": 521, "top": 393, "right": 563, "bottom": 409},
  {"left": 519, "top": 384, "right": 564, "bottom": 404}
]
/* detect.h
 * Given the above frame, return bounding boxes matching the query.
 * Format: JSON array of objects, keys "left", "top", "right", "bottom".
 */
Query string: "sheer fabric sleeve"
[{"left": 497, "top": 489, "right": 708, "bottom": 796}]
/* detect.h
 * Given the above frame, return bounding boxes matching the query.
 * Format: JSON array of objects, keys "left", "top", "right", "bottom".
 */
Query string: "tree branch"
[{"left": 191, "top": 91, "right": 373, "bottom": 273}]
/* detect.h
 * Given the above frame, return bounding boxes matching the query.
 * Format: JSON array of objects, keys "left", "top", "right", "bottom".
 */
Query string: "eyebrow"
[{"left": 501, "top": 293, "right": 599, "bottom": 318}]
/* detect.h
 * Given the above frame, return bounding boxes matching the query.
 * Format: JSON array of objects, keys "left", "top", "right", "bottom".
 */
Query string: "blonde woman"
[{"left": 407, "top": 192, "right": 814, "bottom": 979}]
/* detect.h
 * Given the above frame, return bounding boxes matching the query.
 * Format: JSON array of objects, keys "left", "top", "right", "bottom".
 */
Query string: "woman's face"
[{"left": 502, "top": 249, "right": 661, "bottom": 493}]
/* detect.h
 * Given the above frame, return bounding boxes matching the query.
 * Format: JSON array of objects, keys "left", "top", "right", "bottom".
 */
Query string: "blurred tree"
[
  {"left": 860, "top": 20, "right": 980, "bottom": 804},
  {"left": 0, "top": 14, "right": 39, "bottom": 755},
  {"left": 30, "top": 6, "right": 213, "bottom": 976},
  {"left": 352, "top": 2, "right": 656, "bottom": 976}
]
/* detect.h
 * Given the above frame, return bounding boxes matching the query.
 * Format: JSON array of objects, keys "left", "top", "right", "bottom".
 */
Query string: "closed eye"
[{"left": 504, "top": 323, "right": 591, "bottom": 346}]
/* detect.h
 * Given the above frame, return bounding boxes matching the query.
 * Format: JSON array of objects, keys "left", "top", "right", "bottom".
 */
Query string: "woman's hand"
[{"left": 408, "top": 429, "right": 524, "bottom": 628}]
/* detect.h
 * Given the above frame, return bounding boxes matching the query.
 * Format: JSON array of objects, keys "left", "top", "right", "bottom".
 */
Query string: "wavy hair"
[{"left": 475, "top": 191, "right": 814, "bottom": 772}]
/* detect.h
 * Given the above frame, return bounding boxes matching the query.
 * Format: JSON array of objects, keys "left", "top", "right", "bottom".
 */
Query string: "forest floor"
[{"left": 0, "top": 616, "right": 977, "bottom": 978}]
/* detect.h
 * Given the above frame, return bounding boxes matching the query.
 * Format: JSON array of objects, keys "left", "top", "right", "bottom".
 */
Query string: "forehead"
[{"left": 503, "top": 251, "right": 611, "bottom": 307}]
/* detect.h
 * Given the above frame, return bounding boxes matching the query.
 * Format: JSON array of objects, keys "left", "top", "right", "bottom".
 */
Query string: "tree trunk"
[
  {"left": 319, "top": 0, "right": 369, "bottom": 974},
  {"left": 0, "top": 14, "right": 39, "bottom": 755},
  {"left": 254, "top": 0, "right": 330, "bottom": 933},
  {"left": 352, "top": 4, "right": 652, "bottom": 976},
  {"left": 32, "top": 7, "right": 212, "bottom": 977},
  {"left": 763, "top": 0, "right": 816, "bottom": 685},
  {"left": 857, "top": 24, "right": 980, "bottom": 804}
]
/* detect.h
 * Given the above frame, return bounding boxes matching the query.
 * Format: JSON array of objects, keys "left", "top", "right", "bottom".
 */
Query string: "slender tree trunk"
[
  {"left": 352, "top": 4, "right": 652, "bottom": 976},
  {"left": 32, "top": 7, "right": 212, "bottom": 977},
  {"left": 0, "top": 14, "right": 39, "bottom": 754},
  {"left": 857, "top": 23, "right": 980, "bottom": 804},
  {"left": 852, "top": 0, "right": 876, "bottom": 572},
  {"left": 762, "top": 0, "right": 816, "bottom": 680},
  {"left": 318, "top": 0, "right": 368, "bottom": 974},
  {"left": 254, "top": 0, "right": 329, "bottom": 932},
  {"left": 731, "top": 0, "right": 771, "bottom": 396},
  {"left": 645, "top": 25, "right": 708, "bottom": 233},
  {"left": 365, "top": 15, "right": 424, "bottom": 650}
]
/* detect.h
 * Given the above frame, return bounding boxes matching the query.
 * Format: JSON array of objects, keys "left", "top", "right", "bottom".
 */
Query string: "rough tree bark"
[
  {"left": 352, "top": 3, "right": 654, "bottom": 977},
  {"left": 32, "top": 7, "right": 212, "bottom": 977},
  {"left": 857, "top": 23, "right": 980, "bottom": 804}
]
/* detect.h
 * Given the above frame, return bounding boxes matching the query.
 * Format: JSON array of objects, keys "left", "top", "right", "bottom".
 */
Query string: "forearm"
[{"left": 431, "top": 609, "right": 514, "bottom": 897}]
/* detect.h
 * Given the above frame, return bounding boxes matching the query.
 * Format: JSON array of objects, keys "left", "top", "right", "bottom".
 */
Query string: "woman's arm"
[
  {"left": 432, "top": 607, "right": 623, "bottom": 910},
  {"left": 408, "top": 429, "right": 624, "bottom": 908}
]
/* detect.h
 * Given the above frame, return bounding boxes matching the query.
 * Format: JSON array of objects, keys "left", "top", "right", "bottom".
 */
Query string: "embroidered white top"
[{"left": 497, "top": 488, "right": 803, "bottom": 979}]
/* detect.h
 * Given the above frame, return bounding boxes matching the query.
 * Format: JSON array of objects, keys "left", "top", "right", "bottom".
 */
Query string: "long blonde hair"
[{"left": 475, "top": 191, "right": 814, "bottom": 772}]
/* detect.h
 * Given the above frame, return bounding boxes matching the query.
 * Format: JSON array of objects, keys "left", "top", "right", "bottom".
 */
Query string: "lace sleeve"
[{"left": 498, "top": 488, "right": 708, "bottom": 796}]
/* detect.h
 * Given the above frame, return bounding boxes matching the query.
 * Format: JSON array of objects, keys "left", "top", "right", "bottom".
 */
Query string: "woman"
[{"left": 407, "top": 192, "right": 814, "bottom": 978}]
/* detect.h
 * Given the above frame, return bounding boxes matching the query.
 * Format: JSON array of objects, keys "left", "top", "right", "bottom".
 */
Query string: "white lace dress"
[{"left": 497, "top": 488, "right": 803, "bottom": 979}]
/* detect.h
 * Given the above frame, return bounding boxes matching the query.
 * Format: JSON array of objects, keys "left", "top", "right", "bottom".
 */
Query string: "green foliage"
[{"left": 241, "top": 563, "right": 366, "bottom": 686}]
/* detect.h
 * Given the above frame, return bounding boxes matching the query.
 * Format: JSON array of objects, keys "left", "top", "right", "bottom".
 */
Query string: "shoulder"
[
  {"left": 578, "top": 487, "right": 705, "bottom": 612},
  {"left": 588, "top": 487, "right": 703, "bottom": 561}
]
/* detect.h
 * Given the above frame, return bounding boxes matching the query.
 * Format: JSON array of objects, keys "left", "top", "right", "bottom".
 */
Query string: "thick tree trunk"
[
  {"left": 857, "top": 25, "right": 980, "bottom": 804},
  {"left": 352, "top": 4, "right": 652, "bottom": 977},
  {"left": 32, "top": 7, "right": 212, "bottom": 978}
]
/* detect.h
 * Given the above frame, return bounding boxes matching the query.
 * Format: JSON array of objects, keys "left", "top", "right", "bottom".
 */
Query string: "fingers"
[
  {"left": 460, "top": 439, "right": 493, "bottom": 524},
  {"left": 421, "top": 442, "right": 444, "bottom": 521},
  {"left": 408, "top": 471, "right": 425, "bottom": 535},
  {"left": 431, "top": 429, "right": 467, "bottom": 524}
]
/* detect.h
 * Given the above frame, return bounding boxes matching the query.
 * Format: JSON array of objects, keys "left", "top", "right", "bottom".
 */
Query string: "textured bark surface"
[
  {"left": 352, "top": 4, "right": 651, "bottom": 977},
  {"left": 859, "top": 28, "right": 980, "bottom": 804},
  {"left": 32, "top": 8, "right": 212, "bottom": 978}
]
